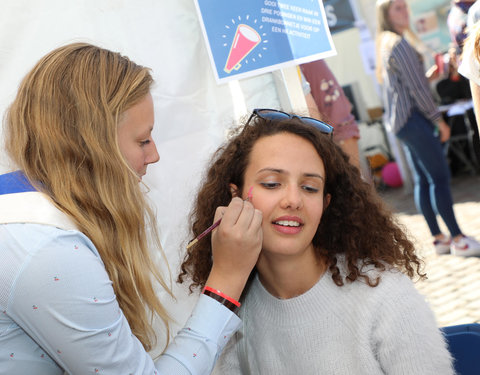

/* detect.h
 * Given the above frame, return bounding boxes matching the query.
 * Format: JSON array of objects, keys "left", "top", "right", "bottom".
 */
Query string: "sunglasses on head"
[{"left": 247, "top": 108, "right": 334, "bottom": 136}]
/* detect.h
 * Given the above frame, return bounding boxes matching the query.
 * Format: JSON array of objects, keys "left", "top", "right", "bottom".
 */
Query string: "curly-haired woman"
[{"left": 179, "top": 109, "right": 453, "bottom": 374}]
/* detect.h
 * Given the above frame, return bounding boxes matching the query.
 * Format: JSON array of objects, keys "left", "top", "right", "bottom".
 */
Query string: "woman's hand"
[
  {"left": 205, "top": 197, "right": 263, "bottom": 301},
  {"left": 425, "top": 64, "right": 440, "bottom": 82},
  {"left": 436, "top": 119, "right": 451, "bottom": 143}
]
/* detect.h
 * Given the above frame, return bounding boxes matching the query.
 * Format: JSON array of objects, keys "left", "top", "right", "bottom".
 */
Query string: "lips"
[
  {"left": 272, "top": 216, "right": 304, "bottom": 234},
  {"left": 274, "top": 220, "right": 301, "bottom": 227},
  {"left": 273, "top": 216, "right": 304, "bottom": 226}
]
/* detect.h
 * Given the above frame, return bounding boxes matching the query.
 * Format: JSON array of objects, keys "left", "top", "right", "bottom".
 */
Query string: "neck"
[
  {"left": 392, "top": 25, "right": 406, "bottom": 35},
  {"left": 256, "top": 249, "right": 327, "bottom": 299}
]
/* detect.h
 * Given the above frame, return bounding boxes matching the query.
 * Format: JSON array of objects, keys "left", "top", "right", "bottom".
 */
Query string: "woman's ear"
[
  {"left": 229, "top": 183, "right": 240, "bottom": 197},
  {"left": 323, "top": 193, "right": 331, "bottom": 211}
]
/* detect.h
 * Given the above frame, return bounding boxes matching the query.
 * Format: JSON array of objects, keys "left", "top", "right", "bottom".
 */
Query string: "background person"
[
  {"left": 0, "top": 42, "right": 262, "bottom": 374},
  {"left": 375, "top": 0, "right": 480, "bottom": 256},
  {"left": 300, "top": 60, "right": 362, "bottom": 170}
]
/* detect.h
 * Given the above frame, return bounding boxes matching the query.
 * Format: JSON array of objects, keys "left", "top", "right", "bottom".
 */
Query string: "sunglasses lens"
[
  {"left": 256, "top": 109, "right": 290, "bottom": 121},
  {"left": 253, "top": 109, "right": 333, "bottom": 135},
  {"left": 300, "top": 118, "right": 334, "bottom": 134}
]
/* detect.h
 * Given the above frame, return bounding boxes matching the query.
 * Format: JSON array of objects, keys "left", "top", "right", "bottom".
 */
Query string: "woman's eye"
[
  {"left": 139, "top": 139, "right": 151, "bottom": 146},
  {"left": 302, "top": 185, "right": 319, "bottom": 193},
  {"left": 260, "top": 182, "right": 280, "bottom": 189}
]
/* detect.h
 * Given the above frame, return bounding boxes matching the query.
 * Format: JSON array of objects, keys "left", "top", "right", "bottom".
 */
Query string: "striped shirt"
[{"left": 379, "top": 32, "right": 441, "bottom": 134}]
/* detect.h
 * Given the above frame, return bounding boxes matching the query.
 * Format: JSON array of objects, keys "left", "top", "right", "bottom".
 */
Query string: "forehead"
[
  {"left": 389, "top": 0, "right": 406, "bottom": 8},
  {"left": 248, "top": 132, "right": 325, "bottom": 171},
  {"left": 118, "top": 93, "right": 154, "bottom": 135}
]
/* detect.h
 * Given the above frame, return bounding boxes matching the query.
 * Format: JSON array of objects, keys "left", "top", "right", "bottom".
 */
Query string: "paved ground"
[{"left": 379, "top": 173, "right": 480, "bottom": 327}]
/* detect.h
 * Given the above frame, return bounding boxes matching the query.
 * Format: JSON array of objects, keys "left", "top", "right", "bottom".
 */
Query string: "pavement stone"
[{"left": 379, "top": 174, "right": 480, "bottom": 328}]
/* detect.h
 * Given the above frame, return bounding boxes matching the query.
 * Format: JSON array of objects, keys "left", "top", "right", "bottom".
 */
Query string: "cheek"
[
  {"left": 308, "top": 199, "right": 326, "bottom": 226},
  {"left": 249, "top": 194, "right": 272, "bottom": 222},
  {"left": 123, "top": 147, "right": 145, "bottom": 172},
  {"left": 387, "top": 9, "right": 397, "bottom": 22},
  {"left": 313, "top": 206, "right": 324, "bottom": 226},
  {"left": 133, "top": 150, "right": 147, "bottom": 169},
  {"left": 255, "top": 202, "right": 270, "bottom": 222}
]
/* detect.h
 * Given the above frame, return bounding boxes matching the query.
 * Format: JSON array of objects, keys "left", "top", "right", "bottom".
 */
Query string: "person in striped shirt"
[{"left": 375, "top": 0, "right": 480, "bottom": 256}]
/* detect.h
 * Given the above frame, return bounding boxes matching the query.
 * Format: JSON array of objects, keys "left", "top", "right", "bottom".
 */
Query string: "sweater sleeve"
[
  {"left": 372, "top": 273, "right": 454, "bottom": 375},
  {"left": 390, "top": 39, "right": 441, "bottom": 123}
]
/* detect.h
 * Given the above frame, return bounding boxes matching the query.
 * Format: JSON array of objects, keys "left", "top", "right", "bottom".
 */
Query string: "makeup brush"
[{"left": 186, "top": 187, "right": 253, "bottom": 249}]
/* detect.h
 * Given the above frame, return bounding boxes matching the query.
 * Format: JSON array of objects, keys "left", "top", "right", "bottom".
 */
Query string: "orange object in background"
[{"left": 366, "top": 153, "right": 390, "bottom": 188}]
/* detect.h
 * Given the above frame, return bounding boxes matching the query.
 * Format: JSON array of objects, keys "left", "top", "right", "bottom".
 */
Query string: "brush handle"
[
  {"left": 196, "top": 217, "right": 222, "bottom": 241},
  {"left": 186, "top": 218, "right": 222, "bottom": 249},
  {"left": 186, "top": 190, "right": 253, "bottom": 249}
]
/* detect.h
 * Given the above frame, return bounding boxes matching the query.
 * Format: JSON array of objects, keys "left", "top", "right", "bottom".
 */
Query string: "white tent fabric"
[{"left": 0, "top": 0, "right": 283, "bottom": 355}]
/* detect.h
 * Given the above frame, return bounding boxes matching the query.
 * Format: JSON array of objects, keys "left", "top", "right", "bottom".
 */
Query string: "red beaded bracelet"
[{"left": 202, "top": 286, "right": 241, "bottom": 313}]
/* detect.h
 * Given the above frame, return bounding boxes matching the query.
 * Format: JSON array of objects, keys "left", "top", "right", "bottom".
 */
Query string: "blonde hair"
[
  {"left": 375, "top": 0, "right": 427, "bottom": 83},
  {"left": 4, "top": 42, "right": 171, "bottom": 351},
  {"left": 463, "top": 22, "right": 480, "bottom": 65}
]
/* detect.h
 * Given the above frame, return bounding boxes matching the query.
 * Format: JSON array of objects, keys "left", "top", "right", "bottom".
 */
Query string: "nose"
[
  {"left": 280, "top": 185, "right": 303, "bottom": 210},
  {"left": 146, "top": 139, "right": 160, "bottom": 165}
]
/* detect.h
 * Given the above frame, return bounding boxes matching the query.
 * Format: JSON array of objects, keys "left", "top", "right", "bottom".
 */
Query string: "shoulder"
[
  {"left": 3, "top": 223, "right": 114, "bottom": 309},
  {"left": 378, "top": 31, "right": 403, "bottom": 52},
  {"left": 375, "top": 267, "right": 419, "bottom": 296},
  {"left": 1, "top": 223, "right": 109, "bottom": 316},
  {"left": 359, "top": 262, "right": 417, "bottom": 292},
  {"left": 335, "top": 258, "right": 420, "bottom": 304},
  {"left": 2, "top": 222, "right": 99, "bottom": 259},
  {"left": 368, "top": 268, "right": 433, "bottom": 319},
  {"left": 1, "top": 223, "right": 104, "bottom": 293},
  {"left": 380, "top": 33, "right": 418, "bottom": 62},
  {"left": 340, "top": 264, "right": 437, "bottom": 329}
]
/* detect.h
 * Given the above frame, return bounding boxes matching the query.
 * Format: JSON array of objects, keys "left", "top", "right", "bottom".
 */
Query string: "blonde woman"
[
  {"left": 376, "top": 0, "right": 480, "bottom": 256},
  {"left": 0, "top": 43, "right": 262, "bottom": 374}
]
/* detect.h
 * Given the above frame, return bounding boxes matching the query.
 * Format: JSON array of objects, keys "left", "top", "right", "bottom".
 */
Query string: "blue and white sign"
[{"left": 195, "top": 0, "right": 336, "bottom": 83}]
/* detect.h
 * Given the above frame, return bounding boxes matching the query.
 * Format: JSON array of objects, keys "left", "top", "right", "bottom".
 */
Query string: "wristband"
[{"left": 203, "top": 286, "right": 241, "bottom": 313}]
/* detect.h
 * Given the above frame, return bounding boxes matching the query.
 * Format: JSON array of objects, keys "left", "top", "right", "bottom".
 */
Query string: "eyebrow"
[
  {"left": 139, "top": 127, "right": 154, "bottom": 137},
  {"left": 257, "top": 168, "right": 325, "bottom": 181}
]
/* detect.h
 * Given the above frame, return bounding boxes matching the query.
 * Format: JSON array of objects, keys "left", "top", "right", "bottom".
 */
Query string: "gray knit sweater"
[{"left": 213, "top": 266, "right": 454, "bottom": 374}]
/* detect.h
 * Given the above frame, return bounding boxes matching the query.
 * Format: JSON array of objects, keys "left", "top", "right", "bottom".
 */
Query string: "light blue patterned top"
[{"left": 0, "top": 171, "right": 241, "bottom": 374}]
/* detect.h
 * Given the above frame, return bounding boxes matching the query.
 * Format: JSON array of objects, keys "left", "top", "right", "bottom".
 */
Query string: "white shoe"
[
  {"left": 433, "top": 237, "right": 451, "bottom": 255},
  {"left": 451, "top": 236, "right": 480, "bottom": 257}
]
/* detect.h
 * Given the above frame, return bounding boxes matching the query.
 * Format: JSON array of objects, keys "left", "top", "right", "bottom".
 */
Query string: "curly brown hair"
[{"left": 178, "top": 113, "right": 424, "bottom": 291}]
